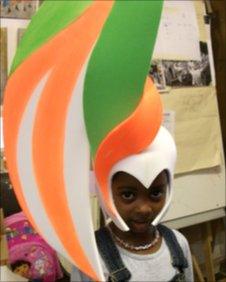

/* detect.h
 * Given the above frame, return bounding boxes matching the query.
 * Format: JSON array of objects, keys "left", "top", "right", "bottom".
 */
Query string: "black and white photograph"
[
  {"left": 0, "top": 0, "right": 37, "bottom": 19},
  {"left": 162, "top": 41, "right": 212, "bottom": 88},
  {"left": 148, "top": 60, "right": 166, "bottom": 91}
]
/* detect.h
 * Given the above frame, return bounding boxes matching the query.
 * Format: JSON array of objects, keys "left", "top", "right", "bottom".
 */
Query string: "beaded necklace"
[{"left": 107, "top": 225, "right": 160, "bottom": 251}]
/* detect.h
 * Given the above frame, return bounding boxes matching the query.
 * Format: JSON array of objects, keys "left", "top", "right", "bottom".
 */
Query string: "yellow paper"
[
  {"left": 0, "top": 28, "right": 8, "bottom": 104},
  {"left": 162, "top": 86, "right": 222, "bottom": 174}
]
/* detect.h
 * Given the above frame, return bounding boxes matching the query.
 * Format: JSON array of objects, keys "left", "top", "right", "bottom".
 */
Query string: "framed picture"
[
  {"left": 0, "top": 0, "right": 37, "bottom": 19},
  {"left": 0, "top": 28, "right": 8, "bottom": 104}
]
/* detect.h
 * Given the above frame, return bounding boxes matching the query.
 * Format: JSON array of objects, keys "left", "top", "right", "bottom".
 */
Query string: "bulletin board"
[
  {"left": 0, "top": 0, "right": 225, "bottom": 229},
  {"left": 153, "top": 1, "right": 226, "bottom": 228}
]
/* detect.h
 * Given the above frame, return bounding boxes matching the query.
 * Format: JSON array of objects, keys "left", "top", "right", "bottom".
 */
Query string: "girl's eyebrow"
[{"left": 116, "top": 185, "right": 138, "bottom": 191}]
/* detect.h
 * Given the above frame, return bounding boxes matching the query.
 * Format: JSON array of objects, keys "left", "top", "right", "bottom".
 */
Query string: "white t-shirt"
[{"left": 71, "top": 229, "right": 194, "bottom": 282}]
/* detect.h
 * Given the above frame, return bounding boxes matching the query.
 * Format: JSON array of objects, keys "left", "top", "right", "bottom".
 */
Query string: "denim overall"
[{"left": 95, "top": 224, "right": 188, "bottom": 282}]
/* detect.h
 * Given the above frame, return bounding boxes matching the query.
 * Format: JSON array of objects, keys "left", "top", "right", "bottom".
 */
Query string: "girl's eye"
[
  {"left": 150, "top": 189, "right": 165, "bottom": 200},
  {"left": 121, "top": 191, "right": 135, "bottom": 201}
]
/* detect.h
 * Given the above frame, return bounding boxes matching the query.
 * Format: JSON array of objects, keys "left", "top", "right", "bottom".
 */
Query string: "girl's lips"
[
  {"left": 130, "top": 220, "right": 150, "bottom": 231},
  {"left": 131, "top": 218, "right": 152, "bottom": 224}
]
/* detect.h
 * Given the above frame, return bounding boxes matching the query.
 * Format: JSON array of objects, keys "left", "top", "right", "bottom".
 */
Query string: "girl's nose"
[{"left": 134, "top": 199, "right": 153, "bottom": 216}]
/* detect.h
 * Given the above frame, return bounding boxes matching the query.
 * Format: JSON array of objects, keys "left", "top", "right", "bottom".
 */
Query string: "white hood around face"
[{"left": 105, "top": 126, "right": 177, "bottom": 231}]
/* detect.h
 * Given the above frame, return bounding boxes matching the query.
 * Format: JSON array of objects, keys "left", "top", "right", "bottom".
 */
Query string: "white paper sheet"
[{"left": 153, "top": 1, "right": 201, "bottom": 61}]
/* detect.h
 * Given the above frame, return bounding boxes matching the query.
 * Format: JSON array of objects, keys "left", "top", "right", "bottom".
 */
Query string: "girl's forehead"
[{"left": 112, "top": 170, "right": 168, "bottom": 187}]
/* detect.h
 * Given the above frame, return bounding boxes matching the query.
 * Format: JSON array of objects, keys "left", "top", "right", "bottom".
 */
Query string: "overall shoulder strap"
[
  {"left": 158, "top": 224, "right": 188, "bottom": 272},
  {"left": 95, "top": 227, "right": 131, "bottom": 282}
]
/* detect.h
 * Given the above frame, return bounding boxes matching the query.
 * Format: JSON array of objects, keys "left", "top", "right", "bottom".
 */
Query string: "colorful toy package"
[{"left": 4, "top": 212, "right": 63, "bottom": 282}]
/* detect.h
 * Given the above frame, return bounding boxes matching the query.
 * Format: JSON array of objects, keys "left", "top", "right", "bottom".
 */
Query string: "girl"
[
  {"left": 3, "top": 1, "right": 193, "bottom": 281},
  {"left": 71, "top": 127, "right": 194, "bottom": 281}
]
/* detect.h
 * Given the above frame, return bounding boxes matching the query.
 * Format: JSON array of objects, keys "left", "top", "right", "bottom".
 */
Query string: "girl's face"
[{"left": 112, "top": 171, "right": 167, "bottom": 234}]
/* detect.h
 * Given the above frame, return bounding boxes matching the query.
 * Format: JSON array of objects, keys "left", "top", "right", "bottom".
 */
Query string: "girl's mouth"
[{"left": 130, "top": 220, "right": 151, "bottom": 232}]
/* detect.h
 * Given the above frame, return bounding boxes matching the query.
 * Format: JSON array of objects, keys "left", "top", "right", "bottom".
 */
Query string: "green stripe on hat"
[
  {"left": 84, "top": 1, "right": 163, "bottom": 157},
  {"left": 11, "top": 0, "right": 92, "bottom": 73}
]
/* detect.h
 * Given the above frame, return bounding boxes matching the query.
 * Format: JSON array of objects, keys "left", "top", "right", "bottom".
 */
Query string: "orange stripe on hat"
[
  {"left": 32, "top": 2, "right": 114, "bottom": 280},
  {"left": 94, "top": 77, "right": 162, "bottom": 216},
  {"left": 3, "top": 1, "right": 114, "bottom": 280},
  {"left": 3, "top": 2, "right": 97, "bottom": 233},
  {"left": 3, "top": 29, "right": 65, "bottom": 234}
]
